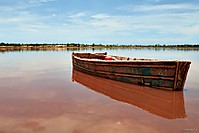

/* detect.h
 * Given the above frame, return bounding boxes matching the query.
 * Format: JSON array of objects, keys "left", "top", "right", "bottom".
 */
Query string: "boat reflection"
[{"left": 72, "top": 69, "right": 186, "bottom": 119}]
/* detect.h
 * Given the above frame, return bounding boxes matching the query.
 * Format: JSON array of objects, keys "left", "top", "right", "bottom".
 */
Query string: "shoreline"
[{"left": 1, "top": 43, "right": 199, "bottom": 52}]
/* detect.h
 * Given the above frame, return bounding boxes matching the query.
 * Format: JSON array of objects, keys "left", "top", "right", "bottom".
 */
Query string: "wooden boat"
[
  {"left": 72, "top": 69, "right": 186, "bottom": 119},
  {"left": 72, "top": 52, "right": 191, "bottom": 91}
]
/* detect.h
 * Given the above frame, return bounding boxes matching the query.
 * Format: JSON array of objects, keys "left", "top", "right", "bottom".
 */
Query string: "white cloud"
[
  {"left": 0, "top": 0, "right": 56, "bottom": 13},
  {"left": 29, "top": 0, "right": 56, "bottom": 4},
  {"left": 113, "top": 3, "right": 199, "bottom": 39},
  {"left": 137, "top": 4, "right": 199, "bottom": 12},
  {"left": 40, "top": 0, "right": 56, "bottom": 2},
  {"left": 118, "top": 3, "right": 199, "bottom": 13},
  {"left": 91, "top": 14, "right": 110, "bottom": 19},
  {"left": 149, "top": 0, "right": 160, "bottom": 2},
  {"left": 0, "top": 4, "right": 27, "bottom": 12},
  {"left": 68, "top": 12, "right": 88, "bottom": 19}
]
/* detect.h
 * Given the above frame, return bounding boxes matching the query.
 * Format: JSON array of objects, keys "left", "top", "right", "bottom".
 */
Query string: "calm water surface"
[{"left": 0, "top": 49, "right": 198, "bottom": 133}]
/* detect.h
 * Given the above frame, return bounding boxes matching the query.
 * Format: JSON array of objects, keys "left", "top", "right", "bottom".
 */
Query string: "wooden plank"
[
  {"left": 74, "top": 60, "right": 176, "bottom": 77},
  {"left": 74, "top": 64, "right": 175, "bottom": 80},
  {"left": 74, "top": 64, "right": 175, "bottom": 89},
  {"left": 77, "top": 59, "right": 177, "bottom": 68}
]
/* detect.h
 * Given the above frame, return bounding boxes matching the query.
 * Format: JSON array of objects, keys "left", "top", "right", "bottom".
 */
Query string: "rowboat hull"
[
  {"left": 72, "top": 69, "right": 186, "bottom": 119},
  {"left": 72, "top": 52, "right": 191, "bottom": 91}
]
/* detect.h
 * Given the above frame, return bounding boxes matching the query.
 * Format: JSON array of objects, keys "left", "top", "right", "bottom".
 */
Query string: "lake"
[{"left": 0, "top": 48, "right": 198, "bottom": 133}]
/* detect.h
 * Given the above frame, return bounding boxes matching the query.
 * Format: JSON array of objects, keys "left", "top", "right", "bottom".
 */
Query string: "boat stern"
[{"left": 174, "top": 61, "right": 191, "bottom": 90}]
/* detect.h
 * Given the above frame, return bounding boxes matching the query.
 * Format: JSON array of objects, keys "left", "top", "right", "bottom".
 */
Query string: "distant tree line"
[
  {"left": 134, "top": 44, "right": 199, "bottom": 48},
  {"left": 0, "top": 42, "right": 82, "bottom": 47},
  {"left": 0, "top": 42, "right": 199, "bottom": 48}
]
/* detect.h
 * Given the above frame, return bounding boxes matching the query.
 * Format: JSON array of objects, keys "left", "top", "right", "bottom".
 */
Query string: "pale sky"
[{"left": 0, "top": 0, "right": 199, "bottom": 44}]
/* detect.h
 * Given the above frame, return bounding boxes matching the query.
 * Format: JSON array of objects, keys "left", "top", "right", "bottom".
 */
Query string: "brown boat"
[
  {"left": 72, "top": 69, "right": 186, "bottom": 119},
  {"left": 72, "top": 52, "right": 191, "bottom": 91}
]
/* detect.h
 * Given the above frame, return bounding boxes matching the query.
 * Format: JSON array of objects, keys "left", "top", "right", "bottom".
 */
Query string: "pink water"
[{"left": 0, "top": 49, "right": 198, "bottom": 133}]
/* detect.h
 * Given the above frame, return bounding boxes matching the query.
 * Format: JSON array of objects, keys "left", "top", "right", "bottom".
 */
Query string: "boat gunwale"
[{"left": 72, "top": 54, "right": 191, "bottom": 63}]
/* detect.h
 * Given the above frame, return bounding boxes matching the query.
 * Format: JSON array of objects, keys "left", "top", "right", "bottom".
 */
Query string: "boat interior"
[{"left": 73, "top": 52, "right": 152, "bottom": 61}]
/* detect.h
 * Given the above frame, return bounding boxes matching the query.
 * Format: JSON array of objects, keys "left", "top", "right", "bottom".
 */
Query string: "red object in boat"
[{"left": 105, "top": 56, "right": 112, "bottom": 60}]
